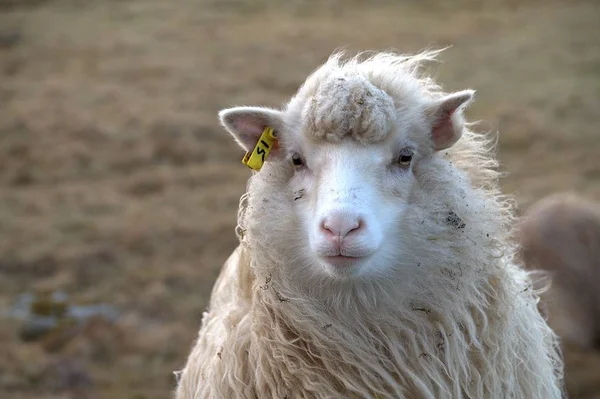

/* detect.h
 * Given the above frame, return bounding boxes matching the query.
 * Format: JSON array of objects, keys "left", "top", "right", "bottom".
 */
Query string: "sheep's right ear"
[
  {"left": 219, "top": 106, "right": 285, "bottom": 157},
  {"left": 425, "top": 90, "right": 474, "bottom": 151}
]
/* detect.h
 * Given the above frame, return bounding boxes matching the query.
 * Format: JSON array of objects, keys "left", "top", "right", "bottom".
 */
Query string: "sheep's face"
[
  {"left": 220, "top": 73, "right": 473, "bottom": 280},
  {"left": 286, "top": 139, "right": 415, "bottom": 279}
]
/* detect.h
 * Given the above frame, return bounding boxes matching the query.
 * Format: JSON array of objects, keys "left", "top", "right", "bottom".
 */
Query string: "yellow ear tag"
[{"left": 241, "top": 127, "right": 277, "bottom": 171}]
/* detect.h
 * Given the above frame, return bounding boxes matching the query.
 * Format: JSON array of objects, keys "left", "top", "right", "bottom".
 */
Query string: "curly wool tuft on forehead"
[
  {"left": 302, "top": 72, "right": 396, "bottom": 144},
  {"left": 287, "top": 50, "right": 446, "bottom": 144}
]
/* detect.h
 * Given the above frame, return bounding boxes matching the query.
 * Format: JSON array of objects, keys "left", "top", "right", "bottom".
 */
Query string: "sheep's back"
[{"left": 518, "top": 193, "right": 600, "bottom": 349}]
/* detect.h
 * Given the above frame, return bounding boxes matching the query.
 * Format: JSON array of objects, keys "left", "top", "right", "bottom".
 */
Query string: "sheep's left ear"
[
  {"left": 219, "top": 106, "right": 285, "bottom": 158},
  {"left": 425, "top": 90, "right": 475, "bottom": 151}
]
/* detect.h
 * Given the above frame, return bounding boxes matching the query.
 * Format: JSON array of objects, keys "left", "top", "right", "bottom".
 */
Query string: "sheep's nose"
[{"left": 320, "top": 211, "right": 364, "bottom": 240}]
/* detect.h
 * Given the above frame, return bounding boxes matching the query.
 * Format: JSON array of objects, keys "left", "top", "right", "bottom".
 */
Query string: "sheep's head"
[{"left": 219, "top": 53, "right": 475, "bottom": 280}]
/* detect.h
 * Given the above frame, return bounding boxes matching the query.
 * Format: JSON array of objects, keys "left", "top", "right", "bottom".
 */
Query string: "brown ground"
[{"left": 0, "top": 0, "right": 599, "bottom": 398}]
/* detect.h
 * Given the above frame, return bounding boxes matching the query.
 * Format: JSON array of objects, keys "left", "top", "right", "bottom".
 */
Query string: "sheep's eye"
[
  {"left": 397, "top": 148, "right": 414, "bottom": 167},
  {"left": 291, "top": 153, "right": 305, "bottom": 168}
]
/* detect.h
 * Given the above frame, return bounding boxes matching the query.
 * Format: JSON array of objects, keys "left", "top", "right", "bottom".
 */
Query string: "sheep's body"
[
  {"left": 518, "top": 192, "right": 600, "bottom": 350},
  {"left": 176, "top": 51, "right": 563, "bottom": 398}
]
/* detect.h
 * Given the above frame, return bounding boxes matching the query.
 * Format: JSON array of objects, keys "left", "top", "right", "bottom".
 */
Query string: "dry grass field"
[{"left": 0, "top": 0, "right": 599, "bottom": 398}]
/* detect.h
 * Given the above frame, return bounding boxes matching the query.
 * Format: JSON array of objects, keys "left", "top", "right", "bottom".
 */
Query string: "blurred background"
[{"left": 0, "top": 0, "right": 598, "bottom": 398}]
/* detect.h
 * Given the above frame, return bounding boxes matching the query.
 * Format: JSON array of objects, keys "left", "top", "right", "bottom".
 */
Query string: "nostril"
[
  {"left": 320, "top": 219, "right": 335, "bottom": 237},
  {"left": 352, "top": 218, "right": 364, "bottom": 234},
  {"left": 344, "top": 218, "right": 365, "bottom": 238}
]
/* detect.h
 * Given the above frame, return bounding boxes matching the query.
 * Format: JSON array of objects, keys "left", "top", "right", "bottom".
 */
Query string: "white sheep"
[{"left": 175, "top": 50, "right": 564, "bottom": 399}]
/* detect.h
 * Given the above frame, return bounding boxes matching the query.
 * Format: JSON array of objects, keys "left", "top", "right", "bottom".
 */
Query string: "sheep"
[
  {"left": 518, "top": 192, "right": 600, "bottom": 350},
  {"left": 175, "top": 50, "right": 564, "bottom": 399}
]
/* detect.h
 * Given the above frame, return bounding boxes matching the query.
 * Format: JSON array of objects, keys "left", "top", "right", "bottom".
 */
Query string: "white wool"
[
  {"left": 175, "top": 50, "right": 564, "bottom": 398},
  {"left": 301, "top": 71, "right": 396, "bottom": 144}
]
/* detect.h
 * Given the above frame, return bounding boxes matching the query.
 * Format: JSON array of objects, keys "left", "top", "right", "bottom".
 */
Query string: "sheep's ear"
[
  {"left": 219, "top": 106, "right": 284, "bottom": 157},
  {"left": 425, "top": 90, "right": 474, "bottom": 151}
]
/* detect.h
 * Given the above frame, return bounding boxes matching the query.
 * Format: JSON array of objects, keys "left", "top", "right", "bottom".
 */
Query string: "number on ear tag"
[{"left": 241, "top": 127, "right": 277, "bottom": 171}]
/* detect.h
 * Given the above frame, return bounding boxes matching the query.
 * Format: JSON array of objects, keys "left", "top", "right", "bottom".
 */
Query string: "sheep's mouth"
[{"left": 323, "top": 255, "right": 363, "bottom": 268}]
